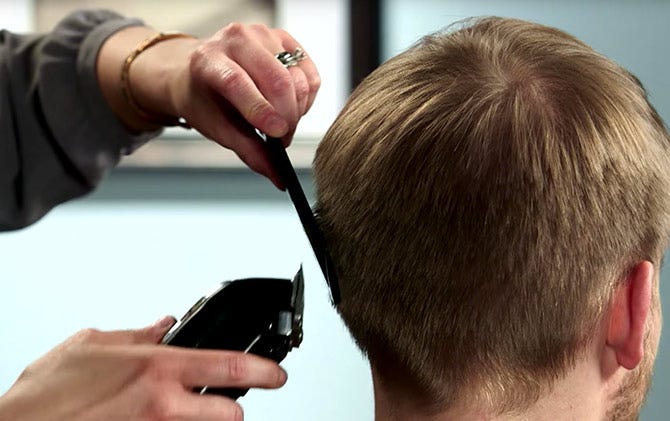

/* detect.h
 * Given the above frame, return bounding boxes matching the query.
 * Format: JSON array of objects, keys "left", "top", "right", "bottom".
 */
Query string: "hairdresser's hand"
[
  {"left": 98, "top": 24, "right": 320, "bottom": 188},
  {"left": 0, "top": 317, "right": 287, "bottom": 421}
]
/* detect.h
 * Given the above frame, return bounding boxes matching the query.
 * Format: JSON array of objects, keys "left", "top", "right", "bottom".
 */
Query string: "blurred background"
[
  {"left": 35, "top": 0, "right": 276, "bottom": 36},
  {"left": 0, "top": 1, "right": 668, "bottom": 420}
]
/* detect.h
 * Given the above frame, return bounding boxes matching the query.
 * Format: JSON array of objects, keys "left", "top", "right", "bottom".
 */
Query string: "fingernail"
[
  {"left": 278, "top": 367, "right": 288, "bottom": 385},
  {"left": 153, "top": 316, "right": 175, "bottom": 330}
]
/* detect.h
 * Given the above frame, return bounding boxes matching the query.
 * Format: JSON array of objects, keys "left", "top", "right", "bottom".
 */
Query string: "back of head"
[{"left": 313, "top": 17, "right": 670, "bottom": 414}]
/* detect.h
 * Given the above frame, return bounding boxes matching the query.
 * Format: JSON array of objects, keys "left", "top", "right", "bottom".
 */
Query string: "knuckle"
[
  {"left": 268, "top": 72, "right": 293, "bottom": 97},
  {"left": 74, "top": 328, "right": 101, "bottom": 344},
  {"left": 137, "top": 367, "right": 181, "bottom": 420},
  {"left": 217, "top": 23, "right": 247, "bottom": 52},
  {"left": 247, "top": 97, "right": 272, "bottom": 119},
  {"left": 295, "top": 77, "right": 310, "bottom": 102},
  {"left": 18, "top": 364, "right": 35, "bottom": 381},
  {"left": 273, "top": 28, "right": 290, "bottom": 39},
  {"left": 219, "top": 68, "right": 246, "bottom": 93},
  {"left": 140, "top": 355, "right": 175, "bottom": 387},
  {"left": 144, "top": 354, "right": 171, "bottom": 377},
  {"left": 222, "top": 22, "right": 245, "bottom": 38},
  {"left": 145, "top": 393, "right": 180, "bottom": 421},
  {"left": 225, "top": 354, "right": 248, "bottom": 382},
  {"left": 188, "top": 47, "right": 206, "bottom": 74},
  {"left": 308, "top": 74, "right": 321, "bottom": 93},
  {"left": 229, "top": 403, "right": 244, "bottom": 421},
  {"left": 249, "top": 23, "right": 270, "bottom": 34},
  {"left": 248, "top": 101, "right": 275, "bottom": 126}
]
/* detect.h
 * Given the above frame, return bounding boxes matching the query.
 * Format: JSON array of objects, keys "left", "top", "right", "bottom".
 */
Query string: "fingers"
[
  {"left": 288, "top": 66, "right": 310, "bottom": 119},
  {"left": 71, "top": 316, "right": 177, "bottom": 346},
  {"left": 146, "top": 316, "right": 178, "bottom": 343},
  {"left": 110, "top": 316, "right": 176, "bottom": 345},
  {"left": 226, "top": 37, "right": 300, "bottom": 131},
  {"left": 190, "top": 24, "right": 320, "bottom": 138},
  {"left": 171, "top": 348, "right": 288, "bottom": 390},
  {"left": 180, "top": 93, "right": 282, "bottom": 186},
  {"left": 186, "top": 395, "right": 245, "bottom": 421},
  {"left": 228, "top": 131, "right": 285, "bottom": 190},
  {"left": 175, "top": 23, "right": 321, "bottom": 186},
  {"left": 192, "top": 49, "right": 289, "bottom": 138},
  {"left": 76, "top": 331, "right": 288, "bottom": 396},
  {"left": 29, "top": 322, "right": 286, "bottom": 421},
  {"left": 245, "top": 25, "right": 316, "bottom": 118},
  {"left": 273, "top": 28, "right": 321, "bottom": 114},
  {"left": 149, "top": 392, "right": 244, "bottom": 421}
]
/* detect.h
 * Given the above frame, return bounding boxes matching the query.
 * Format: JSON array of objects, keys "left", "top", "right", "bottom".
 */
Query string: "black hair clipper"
[
  {"left": 162, "top": 270, "right": 304, "bottom": 399},
  {"left": 161, "top": 135, "right": 340, "bottom": 400}
]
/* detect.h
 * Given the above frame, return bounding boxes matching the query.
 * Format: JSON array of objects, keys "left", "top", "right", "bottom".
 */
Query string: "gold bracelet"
[{"left": 121, "top": 31, "right": 195, "bottom": 128}]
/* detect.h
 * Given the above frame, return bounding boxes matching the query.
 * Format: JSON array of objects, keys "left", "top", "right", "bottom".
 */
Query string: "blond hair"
[{"left": 314, "top": 17, "right": 670, "bottom": 413}]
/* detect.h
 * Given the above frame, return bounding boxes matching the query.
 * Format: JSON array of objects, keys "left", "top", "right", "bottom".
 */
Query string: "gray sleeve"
[{"left": 0, "top": 10, "right": 151, "bottom": 231}]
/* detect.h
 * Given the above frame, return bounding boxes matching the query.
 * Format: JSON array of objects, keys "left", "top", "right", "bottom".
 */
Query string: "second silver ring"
[{"left": 275, "top": 48, "right": 306, "bottom": 68}]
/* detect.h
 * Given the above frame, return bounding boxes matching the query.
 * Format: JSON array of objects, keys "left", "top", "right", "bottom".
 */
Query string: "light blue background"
[{"left": 382, "top": 1, "right": 670, "bottom": 419}]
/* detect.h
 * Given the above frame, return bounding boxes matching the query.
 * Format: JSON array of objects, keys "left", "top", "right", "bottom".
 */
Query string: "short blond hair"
[{"left": 314, "top": 17, "right": 670, "bottom": 413}]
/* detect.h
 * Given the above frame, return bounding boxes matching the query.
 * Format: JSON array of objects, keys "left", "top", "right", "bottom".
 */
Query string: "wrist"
[
  {"left": 128, "top": 34, "right": 201, "bottom": 127},
  {"left": 97, "top": 26, "right": 198, "bottom": 133}
]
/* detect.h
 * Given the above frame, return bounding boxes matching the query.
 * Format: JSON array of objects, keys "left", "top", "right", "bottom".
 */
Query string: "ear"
[{"left": 605, "top": 261, "right": 653, "bottom": 369}]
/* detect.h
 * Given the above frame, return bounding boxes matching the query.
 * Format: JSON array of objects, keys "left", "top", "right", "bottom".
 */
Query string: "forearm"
[{"left": 0, "top": 10, "right": 149, "bottom": 231}]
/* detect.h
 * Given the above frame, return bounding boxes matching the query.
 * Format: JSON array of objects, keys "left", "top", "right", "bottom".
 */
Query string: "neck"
[{"left": 372, "top": 356, "right": 622, "bottom": 421}]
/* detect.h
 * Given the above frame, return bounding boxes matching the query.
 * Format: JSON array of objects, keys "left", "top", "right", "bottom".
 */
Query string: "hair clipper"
[{"left": 162, "top": 269, "right": 304, "bottom": 399}]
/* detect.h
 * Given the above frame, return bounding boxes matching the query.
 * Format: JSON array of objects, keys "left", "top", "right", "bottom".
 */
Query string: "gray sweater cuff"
[{"left": 38, "top": 10, "right": 155, "bottom": 186}]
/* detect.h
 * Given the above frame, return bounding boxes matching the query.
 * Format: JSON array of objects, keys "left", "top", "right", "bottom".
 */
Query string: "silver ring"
[{"left": 275, "top": 48, "right": 306, "bottom": 68}]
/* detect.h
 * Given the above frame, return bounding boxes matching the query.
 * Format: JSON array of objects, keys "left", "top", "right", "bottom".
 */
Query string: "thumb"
[
  {"left": 144, "top": 315, "right": 178, "bottom": 343},
  {"left": 93, "top": 316, "right": 177, "bottom": 346}
]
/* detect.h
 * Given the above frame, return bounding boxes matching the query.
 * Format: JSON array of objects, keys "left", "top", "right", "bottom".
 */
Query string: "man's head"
[{"left": 313, "top": 17, "right": 670, "bottom": 418}]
